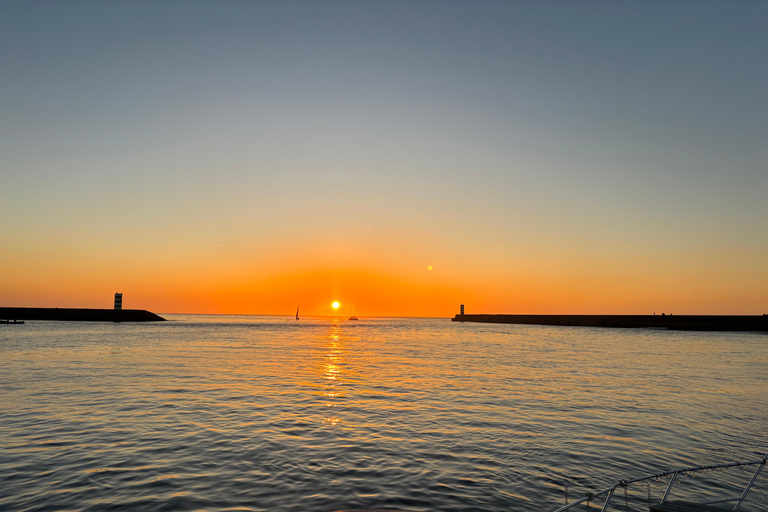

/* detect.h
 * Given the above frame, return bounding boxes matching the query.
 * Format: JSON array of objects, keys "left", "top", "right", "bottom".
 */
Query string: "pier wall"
[
  {"left": 452, "top": 314, "right": 768, "bottom": 331},
  {"left": 0, "top": 308, "right": 166, "bottom": 322}
]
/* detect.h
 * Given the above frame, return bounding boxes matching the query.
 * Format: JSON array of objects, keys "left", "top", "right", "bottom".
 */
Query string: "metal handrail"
[{"left": 552, "top": 452, "right": 768, "bottom": 512}]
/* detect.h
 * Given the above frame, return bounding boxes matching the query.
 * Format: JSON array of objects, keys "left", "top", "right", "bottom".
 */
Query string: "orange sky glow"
[{"left": 2, "top": 3, "right": 767, "bottom": 317}]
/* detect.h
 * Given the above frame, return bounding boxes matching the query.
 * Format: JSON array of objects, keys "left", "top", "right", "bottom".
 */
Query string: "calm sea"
[{"left": 1, "top": 315, "right": 766, "bottom": 512}]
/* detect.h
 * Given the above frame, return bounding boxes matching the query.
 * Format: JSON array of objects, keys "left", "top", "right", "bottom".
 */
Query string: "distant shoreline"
[
  {"left": 0, "top": 307, "right": 165, "bottom": 322},
  {"left": 452, "top": 314, "right": 768, "bottom": 332}
]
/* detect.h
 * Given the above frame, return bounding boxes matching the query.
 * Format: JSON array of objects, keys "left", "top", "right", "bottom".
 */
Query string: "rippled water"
[{"left": 1, "top": 316, "right": 767, "bottom": 512}]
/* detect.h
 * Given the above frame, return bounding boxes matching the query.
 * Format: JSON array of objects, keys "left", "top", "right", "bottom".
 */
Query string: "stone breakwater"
[
  {"left": 0, "top": 307, "right": 165, "bottom": 322},
  {"left": 452, "top": 314, "right": 768, "bottom": 331}
]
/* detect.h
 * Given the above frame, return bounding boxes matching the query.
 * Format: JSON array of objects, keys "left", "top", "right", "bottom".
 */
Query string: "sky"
[{"left": 1, "top": 1, "right": 767, "bottom": 317}]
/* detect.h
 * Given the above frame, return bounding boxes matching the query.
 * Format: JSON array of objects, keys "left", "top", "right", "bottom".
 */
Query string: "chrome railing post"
[
  {"left": 660, "top": 472, "right": 677, "bottom": 503},
  {"left": 733, "top": 452, "right": 768, "bottom": 510},
  {"left": 600, "top": 487, "right": 616, "bottom": 512}
]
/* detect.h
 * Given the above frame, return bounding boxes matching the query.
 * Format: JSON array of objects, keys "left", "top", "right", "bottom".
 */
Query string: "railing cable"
[{"left": 550, "top": 454, "right": 767, "bottom": 512}]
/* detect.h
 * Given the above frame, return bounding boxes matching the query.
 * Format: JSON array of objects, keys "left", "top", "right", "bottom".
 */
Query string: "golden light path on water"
[
  {"left": 323, "top": 321, "right": 344, "bottom": 425},
  {"left": 1, "top": 315, "right": 767, "bottom": 512}
]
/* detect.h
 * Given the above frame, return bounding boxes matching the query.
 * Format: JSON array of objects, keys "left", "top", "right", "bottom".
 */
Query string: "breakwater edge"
[
  {"left": 0, "top": 307, "right": 165, "bottom": 322},
  {"left": 452, "top": 313, "right": 768, "bottom": 331}
]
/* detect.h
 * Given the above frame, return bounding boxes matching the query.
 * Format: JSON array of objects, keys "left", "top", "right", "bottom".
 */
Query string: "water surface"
[{"left": 1, "top": 316, "right": 766, "bottom": 511}]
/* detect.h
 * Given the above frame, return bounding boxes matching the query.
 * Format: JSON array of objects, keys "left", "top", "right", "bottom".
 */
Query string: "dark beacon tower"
[
  {"left": 114, "top": 293, "right": 123, "bottom": 310},
  {"left": 460, "top": 304, "right": 464, "bottom": 315}
]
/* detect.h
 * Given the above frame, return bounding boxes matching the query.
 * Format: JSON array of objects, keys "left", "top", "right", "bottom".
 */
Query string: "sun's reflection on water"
[{"left": 321, "top": 319, "right": 345, "bottom": 425}]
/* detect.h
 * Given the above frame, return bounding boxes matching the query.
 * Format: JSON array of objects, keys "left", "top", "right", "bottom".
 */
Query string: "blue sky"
[{"left": 2, "top": 1, "right": 767, "bottom": 314}]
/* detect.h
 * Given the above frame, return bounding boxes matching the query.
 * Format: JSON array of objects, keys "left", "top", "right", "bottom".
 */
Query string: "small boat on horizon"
[{"left": 296, "top": 305, "right": 299, "bottom": 321}]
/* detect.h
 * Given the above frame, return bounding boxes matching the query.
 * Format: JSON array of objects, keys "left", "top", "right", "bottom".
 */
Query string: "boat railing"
[{"left": 552, "top": 452, "right": 768, "bottom": 512}]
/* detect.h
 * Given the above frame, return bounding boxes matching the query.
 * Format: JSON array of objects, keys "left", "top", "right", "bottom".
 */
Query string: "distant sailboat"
[
  {"left": 348, "top": 307, "right": 358, "bottom": 321},
  {"left": 296, "top": 305, "right": 299, "bottom": 321}
]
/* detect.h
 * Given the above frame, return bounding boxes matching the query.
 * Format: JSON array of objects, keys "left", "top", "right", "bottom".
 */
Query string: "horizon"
[
  {"left": 2, "top": 2, "right": 767, "bottom": 317},
  {"left": 4, "top": 305, "right": 767, "bottom": 320}
]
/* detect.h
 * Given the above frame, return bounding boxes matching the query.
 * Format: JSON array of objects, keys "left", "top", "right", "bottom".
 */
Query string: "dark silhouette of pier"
[
  {"left": 452, "top": 313, "right": 768, "bottom": 332},
  {"left": 0, "top": 307, "right": 165, "bottom": 322}
]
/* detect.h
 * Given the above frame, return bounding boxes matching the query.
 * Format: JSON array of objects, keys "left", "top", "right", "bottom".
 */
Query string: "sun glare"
[{"left": 332, "top": 301, "right": 340, "bottom": 309}]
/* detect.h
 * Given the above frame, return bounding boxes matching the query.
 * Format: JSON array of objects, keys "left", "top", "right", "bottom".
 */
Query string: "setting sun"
[{"left": 332, "top": 301, "right": 340, "bottom": 310}]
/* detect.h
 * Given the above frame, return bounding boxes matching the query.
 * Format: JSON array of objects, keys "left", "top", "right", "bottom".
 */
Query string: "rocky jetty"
[
  {"left": 0, "top": 307, "right": 165, "bottom": 322},
  {"left": 452, "top": 314, "right": 768, "bottom": 332}
]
